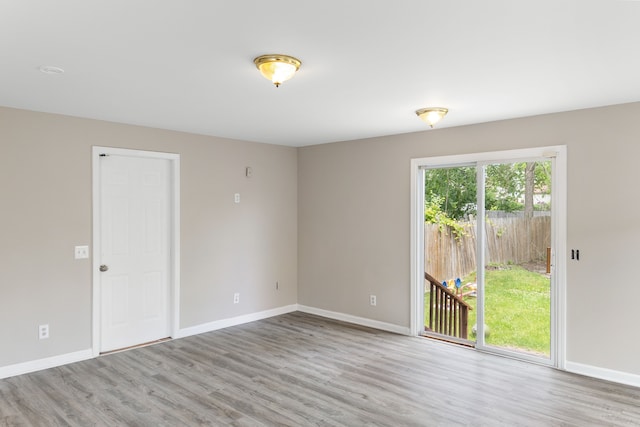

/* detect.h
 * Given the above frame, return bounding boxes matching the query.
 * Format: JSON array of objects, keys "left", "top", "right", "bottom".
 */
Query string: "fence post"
[{"left": 546, "top": 247, "right": 551, "bottom": 274}]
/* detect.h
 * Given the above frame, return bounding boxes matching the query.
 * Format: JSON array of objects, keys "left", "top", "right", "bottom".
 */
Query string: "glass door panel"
[
  {"left": 423, "top": 166, "right": 477, "bottom": 343},
  {"left": 479, "top": 160, "right": 552, "bottom": 359}
]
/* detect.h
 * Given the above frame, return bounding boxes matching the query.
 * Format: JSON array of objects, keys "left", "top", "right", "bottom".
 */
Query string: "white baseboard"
[
  {"left": 565, "top": 361, "right": 640, "bottom": 388},
  {"left": 175, "top": 304, "right": 299, "bottom": 339},
  {"left": 0, "top": 305, "right": 298, "bottom": 379},
  {"left": 0, "top": 349, "right": 93, "bottom": 380},
  {"left": 297, "top": 305, "right": 411, "bottom": 335}
]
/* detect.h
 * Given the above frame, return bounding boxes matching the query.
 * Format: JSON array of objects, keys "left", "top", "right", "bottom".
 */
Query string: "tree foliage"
[
  {"left": 425, "top": 161, "right": 551, "bottom": 221},
  {"left": 424, "top": 194, "right": 468, "bottom": 239},
  {"left": 425, "top": 166, "right": 476, "bottom": 221}
]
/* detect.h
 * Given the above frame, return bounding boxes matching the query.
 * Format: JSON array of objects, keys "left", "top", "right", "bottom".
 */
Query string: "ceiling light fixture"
[
  {"left": 415, "top": 107, "right": 448, "bottom": 128},
  {"left": 253, "top": 54, "right": 301, "bottom": 87}
]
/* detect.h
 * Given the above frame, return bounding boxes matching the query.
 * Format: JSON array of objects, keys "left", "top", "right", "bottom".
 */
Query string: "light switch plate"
[{"left": 75, "top": 245, "right": 89, "bottom": 259}]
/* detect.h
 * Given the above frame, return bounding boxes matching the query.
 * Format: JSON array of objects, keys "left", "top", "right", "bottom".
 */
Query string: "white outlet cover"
[
  {"left": 234, "top": 193, "right": 240, "bottom": 203},
  {"left": 39, "top": 324, "right": 49, "bottom": 339},
  {"left": 74, "top": 245, "right": 89, "bottom": 259}
]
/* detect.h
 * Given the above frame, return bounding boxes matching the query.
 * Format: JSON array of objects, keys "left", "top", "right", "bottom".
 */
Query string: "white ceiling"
[{"left": 1, "top": 0, "right": 640, "bottom": 147}]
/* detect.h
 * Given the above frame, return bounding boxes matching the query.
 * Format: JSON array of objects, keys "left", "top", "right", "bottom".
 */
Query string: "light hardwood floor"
[{"left": 1, "top": 312, "right": 640, "bottom": 426}]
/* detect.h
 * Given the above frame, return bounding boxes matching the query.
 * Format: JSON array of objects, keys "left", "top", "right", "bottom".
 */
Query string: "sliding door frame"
[{"left": 410, "top": 146, "right": 567, "bottom": 368}]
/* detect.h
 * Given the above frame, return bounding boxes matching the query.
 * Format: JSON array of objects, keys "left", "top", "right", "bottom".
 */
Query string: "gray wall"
[
  {"left": 298, "top": 102, "right": 640, "bottom": 375},
  {"left": 0, "top": 107, "right": 298, "bottom": 367},
  {"left": 3, "top": 101, "right": 640, "bottom": 378}
]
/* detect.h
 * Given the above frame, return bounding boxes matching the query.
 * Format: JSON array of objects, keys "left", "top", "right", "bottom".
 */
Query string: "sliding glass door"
[{"left": 414, "top": 147, "right": 565, "bottom": 366}]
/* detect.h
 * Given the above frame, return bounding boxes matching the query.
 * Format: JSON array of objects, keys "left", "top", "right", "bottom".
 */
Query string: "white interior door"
[{"left": 98, "top": 153, "right": 171, "bottom": 352}]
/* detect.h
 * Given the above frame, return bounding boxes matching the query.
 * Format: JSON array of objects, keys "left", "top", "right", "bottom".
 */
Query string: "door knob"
[{"left": 99, "top": 265, "right": 109, "bottom": 272}]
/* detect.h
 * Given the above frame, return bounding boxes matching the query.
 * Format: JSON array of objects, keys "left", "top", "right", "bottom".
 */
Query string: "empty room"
[{"left": 2, "top": 1, "right": 640, "bottom": 426}]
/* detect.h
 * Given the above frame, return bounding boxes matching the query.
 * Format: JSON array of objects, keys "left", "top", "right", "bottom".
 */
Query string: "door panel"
[
  {"left": 99, "top": 155, "right": 170, "bottom": 352},
  {"left": 479, "top": 160, "right": 552, "bottom": 360},
  {"left": 423, "top": 165, "right": 477, "bottom": 342},
  {"left": 108, "top": 276, "right": 129, "bottom": 326}
]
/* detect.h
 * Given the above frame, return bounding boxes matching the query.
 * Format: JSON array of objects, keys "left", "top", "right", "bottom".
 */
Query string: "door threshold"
[
  {"left": 100, "top": 337, "right": 171, "bottom": 356},
  {"left": 421, "top": 331, "right": 475, "bottom": 348}
]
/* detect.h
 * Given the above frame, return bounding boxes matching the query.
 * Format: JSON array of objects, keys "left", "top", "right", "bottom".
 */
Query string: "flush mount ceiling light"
[
  {"left": 253, "top": 54, "right": 301, "bottom": 87},
  {"left": 415, "top": 107, "right": 449, "bottom": 128}
]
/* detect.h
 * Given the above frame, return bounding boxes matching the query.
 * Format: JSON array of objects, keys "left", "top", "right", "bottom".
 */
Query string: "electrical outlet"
[
  {"left": 39, "top": 324, "right": 49, "bottom": 340},
  {"left": 234, "top": 193, "right": 241, "bottom": 204},
  {"left": 233, "top": 293, "right": 240, "bottom": 304},
  {"left": 74, "top": 245, "right": 89, "bottom": 259},
  {"left": 370, "top": 295, "right": 377, "bottom": 306}
]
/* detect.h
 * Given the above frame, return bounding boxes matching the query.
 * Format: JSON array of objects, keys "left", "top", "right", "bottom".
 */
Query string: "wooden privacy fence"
[{"left": 425, "top": 216, "right": 551, "bottom": 281}]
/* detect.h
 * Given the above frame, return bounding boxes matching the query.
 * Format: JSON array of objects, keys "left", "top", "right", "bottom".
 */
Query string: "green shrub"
[{"left": 425, "top": 194, "right": 467, "bottom": 239}]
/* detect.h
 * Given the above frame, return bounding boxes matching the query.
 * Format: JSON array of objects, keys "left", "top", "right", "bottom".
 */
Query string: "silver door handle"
[{"left": 99, "top": 265, "right": 109, "bottom": 272}]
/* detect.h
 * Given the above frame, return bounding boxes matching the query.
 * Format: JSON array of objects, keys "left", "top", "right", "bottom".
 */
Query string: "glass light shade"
[
  {"left": 254, "top": 55, "right": 301, "bottom": 87},
  {"left": 416, "top": 107, "right": 449, "bottom": 128}
]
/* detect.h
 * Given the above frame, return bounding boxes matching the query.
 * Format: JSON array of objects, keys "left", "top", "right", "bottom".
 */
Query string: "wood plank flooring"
[{"left": 1, "top": 312, "right": 640, "bottom": 426}]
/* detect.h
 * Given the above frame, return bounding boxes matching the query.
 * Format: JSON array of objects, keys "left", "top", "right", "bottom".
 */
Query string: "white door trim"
[
  {"left": 92, "top": 146, "right": 180, "bottom": 356},
  {"left": 410, "top": 146, "right": 567, "bottom": 368}
]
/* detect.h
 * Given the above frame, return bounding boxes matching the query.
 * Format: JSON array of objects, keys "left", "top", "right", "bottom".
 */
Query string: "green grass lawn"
[{"left": 426, "top": 265, "right": 550, "bottom": 356}]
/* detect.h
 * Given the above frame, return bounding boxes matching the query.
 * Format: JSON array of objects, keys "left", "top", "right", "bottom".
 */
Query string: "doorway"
[
  {"left": 92, "top": 147, "right": 180, "bottom": 355},
  {"left": 411, "top": 147, "right": 566, "bottom": 367}
]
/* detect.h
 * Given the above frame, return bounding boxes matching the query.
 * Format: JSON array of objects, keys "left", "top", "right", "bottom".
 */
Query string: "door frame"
[
  {"left": 410, "top": 146, "right": 567, "bottom": 369},
  {"left": 91, "top": 146, "right": 181, "bottom": 356}
]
